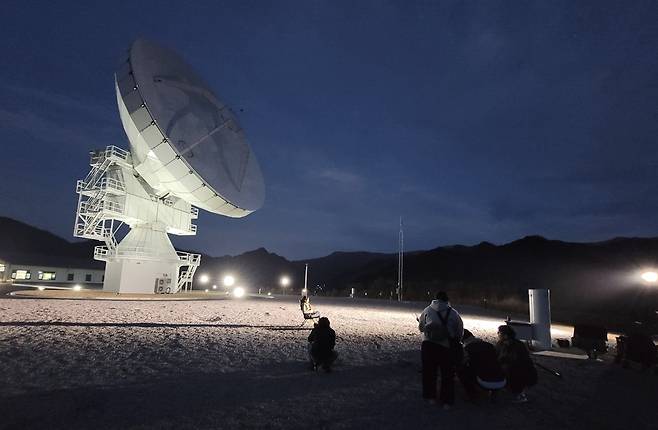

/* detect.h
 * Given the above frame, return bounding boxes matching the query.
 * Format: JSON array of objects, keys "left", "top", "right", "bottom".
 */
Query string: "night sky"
[{"left": 1, "top": 1, "right": 657, "bottom": 260}]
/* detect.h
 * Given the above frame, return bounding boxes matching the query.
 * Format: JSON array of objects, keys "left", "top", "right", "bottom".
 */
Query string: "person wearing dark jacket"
[
  {"left": 458, "top": 329, "right": 506, "bottom": 400},
  {"left": 308, "top": 317, "right": 337, "bottom": 372},
  {"left": 496, "top": 325, "right": 537, "bottom": 403}
]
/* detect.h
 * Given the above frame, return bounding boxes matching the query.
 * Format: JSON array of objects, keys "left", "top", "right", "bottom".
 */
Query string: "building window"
[
  {"left": 11, "top": 270, "right": 31, "bottom": 280},
  {"left": 67, "top": 273, "right": 74, "bottom": 281},
  {"left": 38, "top": 271, "right": 56, "bottom": 281},
  {"left": 85, "top": 274, "right": 92, "bottom": 282},
  {"left": 0, "top": 264, "right": 5, "bottom": 272}
]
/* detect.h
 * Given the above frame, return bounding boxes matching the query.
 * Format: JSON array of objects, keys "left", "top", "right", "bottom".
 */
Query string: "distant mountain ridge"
[
  {"left": 1, "top": 216, "right": 657, "bottom": 328},
  {"left": 0, "top": 217, "right": 103, "bottom": 269}
]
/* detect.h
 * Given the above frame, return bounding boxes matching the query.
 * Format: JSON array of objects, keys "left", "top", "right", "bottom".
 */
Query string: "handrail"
[
  {"left": 77, "top": 176, "right": 126, "bottom": 194},
  {"left": 90, "top": 145, "right": 130, "bottom": 165},
  {"left": 177, "top": 251, "right": 201, "bottom": 265},
  {"left": 80, "top": 200, "right": 124, "bottom": 214},
  {"left": 95, "top": 247, "right": 202, "bottom": 264}
]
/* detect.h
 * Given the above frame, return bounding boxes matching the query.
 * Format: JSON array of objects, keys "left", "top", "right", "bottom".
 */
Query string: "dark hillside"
[{"left": 1, "top": 216, "right": 656, "bottom": 329}]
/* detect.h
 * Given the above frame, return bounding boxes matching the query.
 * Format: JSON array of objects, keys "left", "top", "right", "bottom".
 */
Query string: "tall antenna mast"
[{"left": 397, "top": 216, "right": 404, "bottom": 302}]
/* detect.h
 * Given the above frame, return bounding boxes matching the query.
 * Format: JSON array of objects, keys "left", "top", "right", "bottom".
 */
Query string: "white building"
[{"left": 0, "top": 254, "right": 104, "bottom": 286}]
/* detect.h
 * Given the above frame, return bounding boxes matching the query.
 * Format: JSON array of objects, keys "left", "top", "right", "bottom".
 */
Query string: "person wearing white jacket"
[{"left": 418, "top": 291, "right": 464, "bottom": 408}]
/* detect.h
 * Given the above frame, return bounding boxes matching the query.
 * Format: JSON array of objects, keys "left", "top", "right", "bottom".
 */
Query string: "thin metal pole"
[
  {"left": 398, "top": 217, "right": 404, "bottom": 302},
  {"left": 304, "top": 263, "right": 308, "bottom": 295}
]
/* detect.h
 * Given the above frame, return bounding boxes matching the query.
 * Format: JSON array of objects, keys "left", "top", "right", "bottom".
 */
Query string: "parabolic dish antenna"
[
  {"left": 116, "top": 39, "right": 264, "bottom": 217},
  {"left": 73, "top": 39, "right": 264, "bottom": 294}
]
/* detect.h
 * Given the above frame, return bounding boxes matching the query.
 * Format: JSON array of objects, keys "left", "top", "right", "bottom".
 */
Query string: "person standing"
[{"left": 418, "top": 291, "right": 464, "bottom": 408}]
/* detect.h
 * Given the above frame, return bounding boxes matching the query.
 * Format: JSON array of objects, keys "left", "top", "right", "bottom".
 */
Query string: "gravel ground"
[{"left": 0, "top": 295, "right": 654, "bottom": 429}]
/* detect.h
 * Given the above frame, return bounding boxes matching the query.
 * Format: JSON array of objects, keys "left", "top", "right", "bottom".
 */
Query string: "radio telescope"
[{"left": 74, "top": 39, "right": 264, "bottom": 294}]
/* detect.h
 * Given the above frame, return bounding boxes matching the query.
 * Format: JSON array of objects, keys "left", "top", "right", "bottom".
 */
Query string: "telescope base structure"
[
  {"left": 103, "top": 258, "right": 179, "bottom": 294},
  {"left": 97, "top": 225, "right": 200, "bottom": 294}
]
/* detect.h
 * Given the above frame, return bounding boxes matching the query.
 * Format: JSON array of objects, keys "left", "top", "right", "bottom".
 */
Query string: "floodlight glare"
[
  {"left": 641, "top": 271, "right": 658, "bottom": 283},
  {"left": 212, "top": 284, "right": 217, "bottom": 290},
  {"left": 199, "top": 274, "right": 210, "bottom": 284},
  {"left": 73, "top": 285, "right": 82, "bottom": 291},
  {"left": 280, "top": 276, "right": 290, "bottom": 287},
  {"left": 223, "top": 275, "right": 235, "bottom": 287},
  {"left": 233, "top": 286, "right": 245, "bottom": 298}
]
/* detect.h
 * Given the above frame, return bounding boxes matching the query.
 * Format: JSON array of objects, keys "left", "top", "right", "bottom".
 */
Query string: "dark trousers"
[
  {"left": 421, "top": 341, "right": 455, "bottom": 404},
  {"left": 506, "top": 367, "right": 530, "bottom": 394},
  {"left": 457, "top": 365, "right": 477, "bottom": 399}
]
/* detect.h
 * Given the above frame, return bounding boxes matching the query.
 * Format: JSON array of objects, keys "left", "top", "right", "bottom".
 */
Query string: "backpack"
[{"left": 425, "top": 307, "right": 452, "bottom": 343}]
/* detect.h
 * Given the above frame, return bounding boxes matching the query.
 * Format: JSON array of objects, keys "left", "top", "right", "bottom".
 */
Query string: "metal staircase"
[
  {"left": 74, "top": 146, "right": 130, "bottom": 259},
  {"left": 176, "top": 252, "right": 201, "bottom": 292}
]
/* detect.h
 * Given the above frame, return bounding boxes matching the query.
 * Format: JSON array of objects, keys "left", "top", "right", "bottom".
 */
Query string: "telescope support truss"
[{"left": 74, "top": 145, "right": 201, "bottom": 294}]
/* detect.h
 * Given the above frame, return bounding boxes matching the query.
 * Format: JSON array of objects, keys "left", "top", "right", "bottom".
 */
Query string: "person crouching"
[
  {"left": 458, "top": 329, "right": 506, "bottom": 401},
  {"left": 308, "top": 317, "right": 337, "bottom": 372},
  {"left": 496, "top": 325, "right": 537, "bottom": 403}
]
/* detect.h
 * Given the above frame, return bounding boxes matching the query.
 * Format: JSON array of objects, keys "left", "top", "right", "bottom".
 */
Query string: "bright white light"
[
  {"left": 223, "top": 275, "right": 235, "bottom": 287},
  {"left": 267, "top": 292, "right": 271, "bottom": 296},
  {"left": 72, "top": 285, "right": 82, "bottom": 291},
  {"left": 280, "top": 276, "right": 290, "bottom": 287},
  {"left": 233, "top": 287, "right": 245, "bottom": 298},
  {"left": 212, "top": 285, "right": 217, "bottom": 290},
  {"left": 641, "top": 271, "right": 658, "bottom": 283},
  {"left": 38, "top": 286, "right": 45, "bottom": 291},
  {"left": 204, "top": 289, "right": 209, "bottom": 293},
  {"left": 199, "top": 274, "right": 210, "bottom": 284}
]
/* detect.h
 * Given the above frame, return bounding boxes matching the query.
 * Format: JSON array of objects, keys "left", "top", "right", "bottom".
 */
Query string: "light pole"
[
  {"left": 397, "top": 217, "right": 404, "bottom": 302},
  {"left": 303, "top": 263, "right": 308, "bottom": 296}
]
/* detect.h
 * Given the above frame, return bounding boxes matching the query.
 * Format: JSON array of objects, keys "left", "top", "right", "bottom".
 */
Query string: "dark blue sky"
[{"left": 1, "top": 1, "right": 657, "bottom": 259}]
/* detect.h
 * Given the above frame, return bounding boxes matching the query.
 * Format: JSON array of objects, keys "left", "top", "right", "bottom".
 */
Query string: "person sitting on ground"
[
  {"left": 457, "top": 329, "right": 506, "bottom": 401},
  {"left": 300, "top": 295, "right": 320, "bottom": 320},
  {"left": 496, "top": 325, "right": 537, "bottom": 403},
  {"left": 418, "top": 291, "right": 464, "bottom": 409},
  {"left": 307, "top": 317, "right": 337, "bottom": 372}
]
